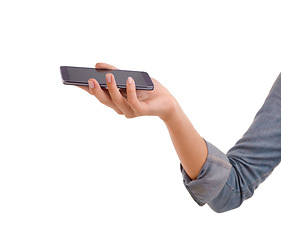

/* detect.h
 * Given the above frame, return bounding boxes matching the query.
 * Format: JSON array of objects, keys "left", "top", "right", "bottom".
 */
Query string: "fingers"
[
  {"left": 77, "top": 62, "right": 117, "bottom": 92},
  {"left": 88, "top": 78, "right": 124, "bottom": 115},
  {"left": 95, "top": 62, "right": 119, "bottom": 70},
  {"left": 78, "top": 63, "right": 141, "bottom": 118},
  {"left": 105, "top": 73, "right": 134, "bottom": 117},
  {"left": 77, "top": 62, "right": 118, "bottom": 94},
  {"left": 126, "top": 77, "right": 143, "bottom": 115}
]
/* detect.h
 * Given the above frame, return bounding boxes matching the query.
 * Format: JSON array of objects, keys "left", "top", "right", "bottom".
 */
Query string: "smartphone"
[{"left": 60, "top": 66, "right": 154, "bottom": 90}]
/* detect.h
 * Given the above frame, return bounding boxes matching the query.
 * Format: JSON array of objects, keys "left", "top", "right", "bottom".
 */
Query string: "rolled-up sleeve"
[
  {"left": 180, "top": 138, "right": 232, "bottom": 207},
  {"left": 180, "top": 73, "right": 281, "bottom": 213}
]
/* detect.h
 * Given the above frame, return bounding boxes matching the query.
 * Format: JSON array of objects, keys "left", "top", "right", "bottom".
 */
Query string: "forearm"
[{"left": 161, "top": 101, "right": 208, "bottom": 180}]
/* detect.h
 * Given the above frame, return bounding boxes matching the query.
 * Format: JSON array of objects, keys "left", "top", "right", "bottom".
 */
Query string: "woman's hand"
[{"left": 77, "top": 62, "right": 178, "bottom": 120}]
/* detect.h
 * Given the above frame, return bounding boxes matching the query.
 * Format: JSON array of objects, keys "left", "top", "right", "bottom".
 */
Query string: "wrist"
[{"left": 159, "top": 97, "right": 182, "bottom": 123}]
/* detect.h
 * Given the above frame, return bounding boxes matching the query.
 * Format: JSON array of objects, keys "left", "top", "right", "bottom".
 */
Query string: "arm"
[
  {"left": 161, "top": 102, "right": 208, "bottom": 180},
  {"left": 77, "top": 62, "right": 230, "bottom": 211},
  {"left": 78, "top": 62, "right": 207, "bottom": 180},
  {"left": 77, "top": 63, "right": 281, "bottom": 212}
]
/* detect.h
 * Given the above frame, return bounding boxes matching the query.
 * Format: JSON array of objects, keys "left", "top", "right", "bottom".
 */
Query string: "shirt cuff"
[{"left": 180, "top": 138, "right": 232, "bottom": 206}]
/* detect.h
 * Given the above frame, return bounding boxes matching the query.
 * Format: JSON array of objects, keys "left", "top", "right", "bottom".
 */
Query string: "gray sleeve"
[
  {"left": 180, "top": 73, "right": 281, "bottom": 213},
  {"left": 180, "top": 138, "right": 232, "bottom": 206}
]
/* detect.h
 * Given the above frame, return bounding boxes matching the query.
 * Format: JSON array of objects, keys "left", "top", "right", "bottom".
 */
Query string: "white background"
[{"left": 1, "top": 0, "right": 281, "bottom": 239}]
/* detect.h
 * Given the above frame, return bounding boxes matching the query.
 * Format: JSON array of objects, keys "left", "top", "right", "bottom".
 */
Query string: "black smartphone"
[{"left": 60, "top": 66, "right": 154, "bottom": 90}]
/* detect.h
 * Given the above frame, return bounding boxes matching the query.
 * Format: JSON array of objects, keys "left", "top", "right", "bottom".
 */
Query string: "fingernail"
[
  {"left": 106, "top": 74, "right": 112, "bottom": 83},
  {"left": 128, "top": 77, "right": 133, "bottom": 84},
  {"left": 89, "top": 80, "right": 95, "bottom": 88}
]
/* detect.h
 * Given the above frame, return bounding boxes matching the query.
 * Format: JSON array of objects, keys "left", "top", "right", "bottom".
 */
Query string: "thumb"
[{"left": 95, "top": 62, "right": 119, "bottom": 70}]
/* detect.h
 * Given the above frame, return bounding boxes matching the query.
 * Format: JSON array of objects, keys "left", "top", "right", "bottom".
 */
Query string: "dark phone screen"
[{"left": 65, "top": 67, "right": 151, "bottom": 87}]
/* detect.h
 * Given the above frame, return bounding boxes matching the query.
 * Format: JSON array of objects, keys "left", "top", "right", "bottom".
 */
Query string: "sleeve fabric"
[
  {"left": 180, "top": 72, "right": 281, "bottom": 213},
  {"left": 180, "top": 139, "right": 232, "bottom": 206}
]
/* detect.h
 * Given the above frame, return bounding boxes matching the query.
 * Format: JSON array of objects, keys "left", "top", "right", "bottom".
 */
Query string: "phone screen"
[{"left": 60, "top": 66, "right": 154, "bottom": 90}]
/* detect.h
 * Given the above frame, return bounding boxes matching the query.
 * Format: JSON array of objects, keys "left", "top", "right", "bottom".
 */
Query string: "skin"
[{"left": 78, "top": 62, "right": 208, "bottom": 180}]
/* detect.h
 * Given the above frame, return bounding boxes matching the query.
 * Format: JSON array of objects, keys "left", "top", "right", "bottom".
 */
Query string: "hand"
[{"left": 77, "top": 62, "right": 178, "bottom": 120}]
